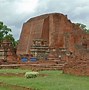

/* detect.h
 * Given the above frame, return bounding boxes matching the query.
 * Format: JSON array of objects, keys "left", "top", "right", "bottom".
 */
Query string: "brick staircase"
[
  {"left": 0, "top": 58, "right": 66, "bottom": 70},
  {"left": 20, "top": 58, "right": 66, "bottom": 71}
]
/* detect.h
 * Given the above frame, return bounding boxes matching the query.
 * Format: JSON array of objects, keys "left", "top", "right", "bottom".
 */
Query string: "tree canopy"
[
  {"left": 76, "top": 23, "right": 89, "bottom": 34},
  {"left": 0, "top": 21, "right": 18, "bottom": 48},
  {"left": 0, "top": 21, "right": 11, "bottom": 41}
]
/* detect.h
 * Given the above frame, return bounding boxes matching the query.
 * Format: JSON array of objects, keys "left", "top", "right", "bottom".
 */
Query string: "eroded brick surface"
[
  {"left": 17, "top": 13, "right": 89, "bottom": 76},
  {"left": 17, "top": 13, "right": 85, "bottom": 54}
]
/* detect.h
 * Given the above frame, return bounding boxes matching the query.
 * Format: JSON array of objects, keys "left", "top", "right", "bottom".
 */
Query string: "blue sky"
[{"left": 0, "top": 0, "right": 89, "bottom": 40}]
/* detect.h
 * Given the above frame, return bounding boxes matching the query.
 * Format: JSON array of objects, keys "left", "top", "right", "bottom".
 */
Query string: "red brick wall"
[{"left": 17, "top": 13, "right": 87, "bottom": 54}]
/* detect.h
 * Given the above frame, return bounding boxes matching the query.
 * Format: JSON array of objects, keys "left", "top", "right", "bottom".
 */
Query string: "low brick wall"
[{"left": 63, "top": 50, "right": 89, "bottom": 76}]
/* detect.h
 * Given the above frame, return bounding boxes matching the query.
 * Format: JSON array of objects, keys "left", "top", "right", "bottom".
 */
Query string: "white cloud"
[
  {"left": 0, "top": 0, "right": 89, "bottom": 40},
  {"left": 36, "top": 0, "right": 89, "bottom": 28},
  {"left": 0, "top": 0, "right": 39, "bottom": 40},
  {"left": 15, "top": 0, "right": 39, "bottom": 14}
]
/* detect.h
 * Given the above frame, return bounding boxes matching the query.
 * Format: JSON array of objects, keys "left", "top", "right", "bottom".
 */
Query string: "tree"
[
  {"left": 0, "top": 21, "right": 18, "bottom": 48},
  {"left": 0, "top": 21, "right": 11, "bottom": 42},
  {"left": 3, "top": 34, "right": 17, "bottom": 48},
  {"left": 76, "top": 23, "right": 89, "bottom": 34},
  {"left": 0, "top": 22, "right": 4, "bottom": 41}
]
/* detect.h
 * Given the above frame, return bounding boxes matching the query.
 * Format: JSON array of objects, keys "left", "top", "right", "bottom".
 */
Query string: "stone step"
[
  {"left": 20, "top": 63, "right": 64, "bottom": 71},
  {"left": 0, "top": 63, "right": 65, "bottom": 70},
  {"left": 28, "top": 67, "right": 63, "bottom": 71}
]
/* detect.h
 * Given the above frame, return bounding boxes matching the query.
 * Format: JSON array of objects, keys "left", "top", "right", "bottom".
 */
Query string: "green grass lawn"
[
  {"left": 0, "top": 69, "right": 89, "bottom": 90},
  {"left": 0, "top": 87, "right": 10, "bottom": 90},
  {"left": 0, "top": 68, "right": 31, "bottom": 74}
]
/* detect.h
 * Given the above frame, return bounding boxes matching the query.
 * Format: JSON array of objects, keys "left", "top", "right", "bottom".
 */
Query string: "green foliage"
[
  {"left": 1, "top": 69, "right": 89, "bottom": 90},
  {"left": 76, "top": 23, "right": 89, "bottom": 34},
  {"left": 0, "top": 22, "right": 3, "bottom": 29},
  {"left": 3, "top": 34, "right": 18, "bottom": 48},
  {"left": 0, "top": 86, "right": 11, "bottom": 90},
  {"left": 14, "top": 40, "right": 19, "bottom": 48},
  {"left": 0, "top": 21, "right": 11, "bottom": 42},
  {"left": 0, "top": 21, "right": 18, "bottom": 48}
]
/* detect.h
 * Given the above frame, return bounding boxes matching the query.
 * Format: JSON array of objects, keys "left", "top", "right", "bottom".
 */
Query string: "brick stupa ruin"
[
  {"left": 17, "top": 13, "right": 89, "bottom": 75},
  {"left": 17, "top": 13, "right": 88, "bottom": 54}
]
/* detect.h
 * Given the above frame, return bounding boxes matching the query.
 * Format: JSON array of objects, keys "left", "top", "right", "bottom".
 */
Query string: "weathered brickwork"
[
  {"left": 0, "top": 40, "right": 17, "bottom": 64},
  {"left": 17, "top": 13, "right": 84, "bottom": 55},
  {"left": 63, "top": 48, "right": 89, "bottom": 76},
  {"left": 63, "top": 32, "right": 89, "bottom": 76},
  {"left": 17, "top": 13, "right": 89, "bottom": 76}
]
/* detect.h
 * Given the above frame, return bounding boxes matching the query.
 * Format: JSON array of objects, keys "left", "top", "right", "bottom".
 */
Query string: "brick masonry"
[
  {"left": 17, "top": 13, "right": 85, "bottom": 55},
  {"left": 17, "top": 13, "right": 89, "bottom": 76}
]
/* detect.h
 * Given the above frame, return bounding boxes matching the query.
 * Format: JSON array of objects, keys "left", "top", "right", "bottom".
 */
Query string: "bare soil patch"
[
  {"left": 0, "top": 72, "right": 48, "bottom": 78},
  {"left": 0, "top": 73, "right": 24, "bottom": 77},
  {"left": 0, "top": 82, "right": 34, "bottom": 90}
]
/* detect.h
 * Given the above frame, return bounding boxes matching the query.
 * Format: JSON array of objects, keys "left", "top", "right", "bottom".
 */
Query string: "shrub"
[{"left": 25, "top": 72, "right": 39, "bottom": 78}]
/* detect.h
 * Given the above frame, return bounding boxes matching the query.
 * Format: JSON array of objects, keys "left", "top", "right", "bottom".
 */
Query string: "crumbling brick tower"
[
  {"left": 17, "top": 13, "right": 84, "bottom": 56},
  {"left": 17, "top": 13, "right": 89, "bottom": 75}
]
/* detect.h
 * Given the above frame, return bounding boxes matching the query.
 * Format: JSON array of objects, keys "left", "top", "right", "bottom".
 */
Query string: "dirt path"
[
  {"left": 0, "top": 73, "right": 48, "bottom": 77},
  {"left": 0, "top": 82, "right": 35, "bottom": 90},
  {"left": 0, "top": 73, "right": 24, "bottom": 77}
]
